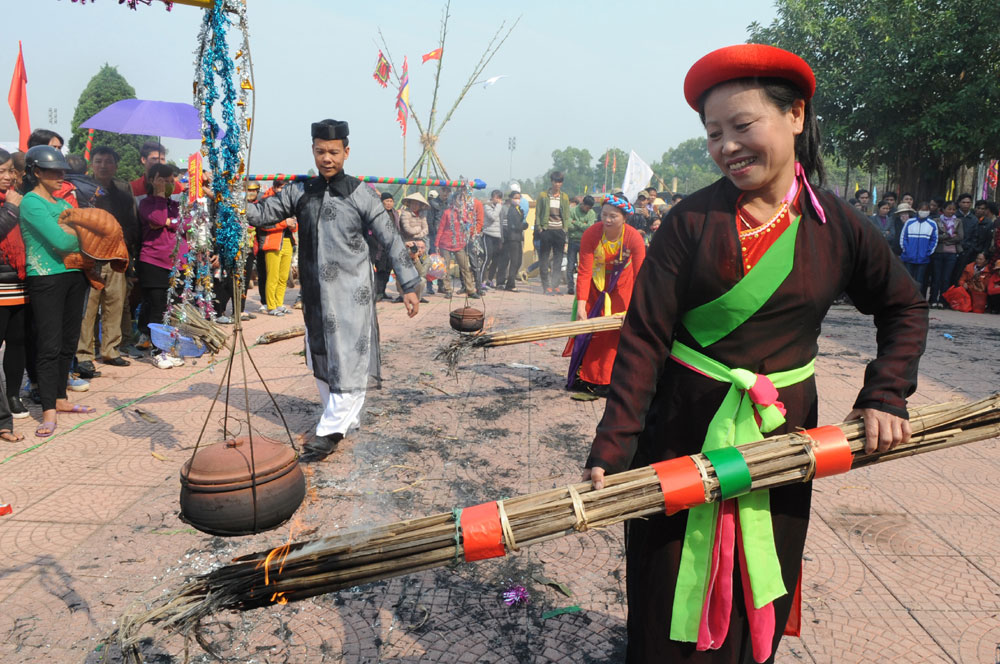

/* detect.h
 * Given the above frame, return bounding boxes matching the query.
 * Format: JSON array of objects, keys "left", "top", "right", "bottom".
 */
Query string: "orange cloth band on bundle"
[
  {"left": 652, "top": 456, "right": 707, "bottom": 515},
  {"left": 460, "top": 501, "right": 506, "bottom": 562},
  {"left": 804, "top": 425, "right": 854, "bottom": 479}
]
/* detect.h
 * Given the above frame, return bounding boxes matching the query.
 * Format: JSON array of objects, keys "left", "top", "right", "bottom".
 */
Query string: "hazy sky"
[{"left": 3, "top": 0, "right": 776, "bottom": 189}]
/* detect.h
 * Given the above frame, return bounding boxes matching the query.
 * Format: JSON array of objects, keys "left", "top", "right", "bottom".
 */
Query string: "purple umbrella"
[{"left": 81, "top": 99, "right": 205, "bottom": 139}]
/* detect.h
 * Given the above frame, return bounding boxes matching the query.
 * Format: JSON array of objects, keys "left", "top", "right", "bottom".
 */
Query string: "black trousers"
[
  {"left": 26, "top": 272, "right": 88, "bottom": 411},
  {"left": 566, "top": 239, "right": 581, "bottom": 292},
  {"left": 483, "top": 235, "right": 503, "bottom": 283},
  {"left": 538, "top": 228, "right": 566, "bottom": 290},
  {"left": 0, "top": 303, "right": 28, "bottom": 396},
  {"left": 502, "top": 239, "right": 523, "bottom": 289},
  {"left": 255, "top": 250, "right": 267, "bottom": 307},
  {"left": 214, "top": 273, "right": 234, "bottom": 315},
  {"left": 137, "top": 262, "right": 171, "bottom": 337}
]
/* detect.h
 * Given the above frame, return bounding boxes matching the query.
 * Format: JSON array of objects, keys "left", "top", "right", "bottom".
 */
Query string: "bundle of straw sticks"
[
  {"left": 168, "top": 303, "right": 229, "bottom": 354},
  {"left": 437, "top": 314, "right": 625, "bottom": 370},
  {"left": 113, "top": 394, "right": 1000, "bottom": 657}
]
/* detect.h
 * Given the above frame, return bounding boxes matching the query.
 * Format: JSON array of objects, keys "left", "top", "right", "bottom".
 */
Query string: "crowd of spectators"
[
  {"left": 2, "top": 133, "right": 996, "bottom": 441},
  {"left": 0, "top": 129, "right": 301, "bottom": 440},
  {"left": 860, "top": 190, "right": 1000, "bottom": 313}
]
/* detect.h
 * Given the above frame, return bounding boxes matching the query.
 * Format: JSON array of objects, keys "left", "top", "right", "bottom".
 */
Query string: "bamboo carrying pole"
[
  {"left": 113, "top": 395, "right": 1000, "bottom": 658},
  {"left": 436, "top": 314, "right": 625, "bottom": 371}
]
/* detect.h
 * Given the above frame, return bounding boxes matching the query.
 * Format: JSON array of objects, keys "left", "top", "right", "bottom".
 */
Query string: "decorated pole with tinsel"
[
  {"left": 246, "top": 174, "right": 487, "bottom": 189},
  {"left": 161, "top": 0, "right": 254, "bottom": 340},
  {"left": 84, "top": 128, "right": 95, "bottom": 163}
]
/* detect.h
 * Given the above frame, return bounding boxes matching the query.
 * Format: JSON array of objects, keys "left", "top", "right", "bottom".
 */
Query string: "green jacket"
[
  {"left": 534, "top": 190, "right": 571, "bottom": 232},
  {"left": 567, "top": 205, "right": 596, "bottom": 243},
  {"left": 19, "top": 193, "right": 80, "bottom": 277}
]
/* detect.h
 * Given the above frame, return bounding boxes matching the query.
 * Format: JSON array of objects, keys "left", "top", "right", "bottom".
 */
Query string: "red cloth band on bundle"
[
  {"left": 652, "top": 456, "right": 707, "bottom": 515},
  {"left": 461, "top": 501, "right": 506, "bottom": 562},
  {"left": 804, "top": 425, "right": 853, "bottom": 479}
]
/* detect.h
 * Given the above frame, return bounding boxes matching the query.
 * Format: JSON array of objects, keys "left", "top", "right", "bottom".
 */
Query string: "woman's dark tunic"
[{"left": 586, "top": 178, "right": 928, "bottom": 663}]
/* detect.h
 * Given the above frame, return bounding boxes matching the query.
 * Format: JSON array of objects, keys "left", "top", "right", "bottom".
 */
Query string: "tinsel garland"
[
  {"left": 68, "top": 0, "right": 173, "bottom": 9},
  {"left": 165, "top": 200, "right": 216, "bottom": 324},
  {"left": 163, "top": 0, "right": 253, "bottom": 328},
  {"left": 195, "top": 0, "right": 252, "bottom": 278}
]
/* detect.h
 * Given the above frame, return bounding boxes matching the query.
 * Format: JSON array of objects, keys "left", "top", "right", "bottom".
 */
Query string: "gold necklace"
[{"left": 739, "top": 201, "right": 789, "bottom": 238}]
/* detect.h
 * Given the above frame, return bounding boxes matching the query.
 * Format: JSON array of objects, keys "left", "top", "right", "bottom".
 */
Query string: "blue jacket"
[{"left": 899, "top": 218, "right": 938, "bottom": 264}]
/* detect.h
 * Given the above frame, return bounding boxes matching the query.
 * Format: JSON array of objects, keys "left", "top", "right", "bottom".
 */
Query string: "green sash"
[
  {"left": 669, "top": 216, "right": 814, "bottom": 643},
  {"left": 681, "top": 216, "right": 800, "bottom": 347}
]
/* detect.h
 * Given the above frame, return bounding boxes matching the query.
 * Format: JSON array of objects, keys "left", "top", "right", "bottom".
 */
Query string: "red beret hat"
[{"left": 683, "top": 43, "right": 815, "bottom": 111}]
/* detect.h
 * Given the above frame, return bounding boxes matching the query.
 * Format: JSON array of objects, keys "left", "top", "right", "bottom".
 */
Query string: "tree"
[
  {"left": 69, "top": 65, "right": 155, "bottom": 182},
  {"left": 652, "top": 137, "right": 721, "bottom": 195},
  {"left": 548, "top": 146, "right": 594, "bottom": 196},
  {"left": 749, "top": 0, "right": 1000, "bottom": 198}
]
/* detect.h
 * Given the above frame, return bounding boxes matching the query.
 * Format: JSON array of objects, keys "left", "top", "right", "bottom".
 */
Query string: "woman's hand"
[
  {"left": 577, "top": 300, "right": 588, "bottom": 319},
  {"left": 845, "top": 408, "right": 911, "bottom": 454},
  {"left": 582, "top": 466, "right": 606, "bottom": 490},
  {"left": 5, "top": 190, "right": 21, "bottom": 206}
]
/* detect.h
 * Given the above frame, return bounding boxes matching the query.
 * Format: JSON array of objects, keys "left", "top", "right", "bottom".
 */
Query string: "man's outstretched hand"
[{"left": 403, "top": 292, "right": 420, "bottom": 318}]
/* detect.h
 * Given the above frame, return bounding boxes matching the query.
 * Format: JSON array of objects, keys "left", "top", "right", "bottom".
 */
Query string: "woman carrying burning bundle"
[
  {"left": 584, "top": 45, "right": 928, "bottom": 662},
  {"left": 564, "top": 193, "right": 645, "bottom": 396}
]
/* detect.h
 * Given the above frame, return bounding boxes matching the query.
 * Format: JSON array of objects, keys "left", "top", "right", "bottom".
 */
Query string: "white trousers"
[
  {"left": 314, "top": 379, "right": 365, "bottom": 437},
  {"left": 305, "top": 337, "right": 366, "bottom": 436}
]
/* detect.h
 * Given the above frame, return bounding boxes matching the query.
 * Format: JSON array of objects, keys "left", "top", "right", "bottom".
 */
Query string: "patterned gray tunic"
[{"left": 248, "top": 173, "right": 419, "bottom": 392}]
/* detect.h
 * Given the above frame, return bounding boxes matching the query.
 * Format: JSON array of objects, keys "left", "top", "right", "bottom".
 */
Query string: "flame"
[
  {"left": 252, "top": 465, "right": 315, "bottom": 606},
  {"left": 255, "top": 514, "right": 306, "bottom": 602}
]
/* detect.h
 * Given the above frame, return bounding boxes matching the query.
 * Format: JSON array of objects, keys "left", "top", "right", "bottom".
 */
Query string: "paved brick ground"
[{"left": 0, "top": 282, "right": 998, "bottom": 663}]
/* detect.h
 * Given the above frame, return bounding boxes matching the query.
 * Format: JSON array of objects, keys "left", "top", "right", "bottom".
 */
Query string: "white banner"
[{"left": 621, "top": 150, "right": 653, "bottom": 207}]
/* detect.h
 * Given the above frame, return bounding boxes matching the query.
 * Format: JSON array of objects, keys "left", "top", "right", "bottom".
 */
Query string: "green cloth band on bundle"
[{"left": 703, "top": 446, "right": 752, "bottom": 499}]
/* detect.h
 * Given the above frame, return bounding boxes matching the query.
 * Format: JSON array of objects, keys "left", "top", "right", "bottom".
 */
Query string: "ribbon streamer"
[{"left": 246, "top": 174, "right": 487, "bottom": 189}]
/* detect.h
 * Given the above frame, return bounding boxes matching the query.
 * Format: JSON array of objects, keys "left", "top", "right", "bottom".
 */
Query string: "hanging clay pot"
[
  {"left": 449, "top": 306, "right": 484, "bottom": 333},
  {"left": 180, "top": 435, "right": 305, "bottom": 536}
]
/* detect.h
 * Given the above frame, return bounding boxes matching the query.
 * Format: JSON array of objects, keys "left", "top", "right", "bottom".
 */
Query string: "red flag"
[
  {"left": 988, "top": 159, "right": 998, "bottom": 189},
  {"left": 421, "top": 48, "right": 443, "bottom": 64},
  {"left": 612, "top": 153, "right": 617, "bottom": 173},
  {"left": 604, "top": 150, "right": 609, "bottom": 168},
  {"left": 395, "top": 57, "right": 410, "bottom": 136},
  {"left": 372, "top": 50, "right": 390, "bottom": 88},
  {"left": 8, "top": 41, "right": 30, "bottom": 152}
]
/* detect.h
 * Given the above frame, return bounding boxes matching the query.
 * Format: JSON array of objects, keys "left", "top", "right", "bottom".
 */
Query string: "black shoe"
[
  {"left": 393, "top": 296, "right": 404, "bottom": 303},
  {"left": 586, "top": 383, "right": 610, "bottom": 398},
  {"left": 76, "top": 360, "right": 99, "bottom": 379},
  {"left": 8, "top": 396, "right": 28, "bottom": 419},
  {"left": 419, "top": 298, "right": 429, "bottom": 303},
  {"left": 567, "top": 288, "right": 574, "bottom": 295},
  {"left": 302, "top": 432, "right": 344, "bottom": 461},
  {"left": 102, "top": 356, "right": 131, "bottom": 367},
  {"left": 467, "top": 292, "right": 481, "bottom": 299}
]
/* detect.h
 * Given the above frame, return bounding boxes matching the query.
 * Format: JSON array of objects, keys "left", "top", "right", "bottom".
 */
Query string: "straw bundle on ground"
[
  {"left": 256, "top": 324, "right": 305, "bottom": 345},
  {"left": 437, "top": 314, "right": 625, "bottom": 371},
  {"left": 168, "top": 303, "right": 229, "bottom": 354},
  {"left": 113, "top": 394, "right": 1000, "bottom": 659}
]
